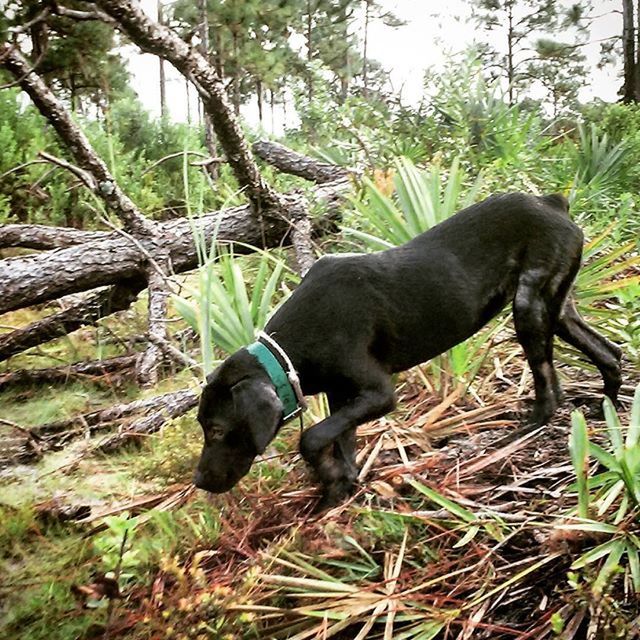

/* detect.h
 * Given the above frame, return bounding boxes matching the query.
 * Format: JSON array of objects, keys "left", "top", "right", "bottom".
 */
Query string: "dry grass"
[{"left": 61, "top": 355, "right": 640, "bottom": 640}]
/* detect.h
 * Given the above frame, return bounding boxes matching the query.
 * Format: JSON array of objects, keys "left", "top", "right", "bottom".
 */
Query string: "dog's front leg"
[{"left": 300, "top": 382, "right": 395, "bottom": 509}]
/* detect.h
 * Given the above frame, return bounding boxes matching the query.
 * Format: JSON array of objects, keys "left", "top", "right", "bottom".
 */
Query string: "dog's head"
[{"left": 194, "top": 349, "right": 284, "bottom": 493}]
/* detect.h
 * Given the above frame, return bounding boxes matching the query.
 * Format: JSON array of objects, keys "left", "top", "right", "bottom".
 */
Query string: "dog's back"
[{"left": 267, "top": 192, "right": 582, "bottom": 377}]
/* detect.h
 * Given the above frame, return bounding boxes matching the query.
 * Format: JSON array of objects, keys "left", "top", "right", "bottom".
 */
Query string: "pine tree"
[
  {"left": 4, "top": 0, "right": 129, "bottom": 113},
  {"left": 621, "top": 0, "right": 640, "bottom": 102},
  {"left": 472, "top": 0, "right": 589, "bottom": 112}
]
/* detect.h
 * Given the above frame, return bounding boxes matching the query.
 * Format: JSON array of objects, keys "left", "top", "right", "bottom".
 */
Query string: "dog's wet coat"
[{"left": 195, "top": 192, "right": 622, "bottom": 507}]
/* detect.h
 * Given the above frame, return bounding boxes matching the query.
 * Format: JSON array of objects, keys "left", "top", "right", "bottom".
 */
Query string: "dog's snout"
[{"left": 193, "top": 469, "right": 206, "bottom": 489}]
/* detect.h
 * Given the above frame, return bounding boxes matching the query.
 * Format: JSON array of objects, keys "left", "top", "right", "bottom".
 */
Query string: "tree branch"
[
  {"left": 0, "top": 279, "right": 144, "bottom": 362},
  {"left": 0, "top": 224, "right": 109, "bottom": 250},
  {"left": 0, "top": 354, "right": 138, "bottom": 391},
  {"left": 91, "top": 0, "right": 284, "bottom": 217},
  {"left": 252, "top": 140, "right": 351, "bottom": 184},
  {"left": 0, "top": 42, "right": 154, "bottom": 236}
]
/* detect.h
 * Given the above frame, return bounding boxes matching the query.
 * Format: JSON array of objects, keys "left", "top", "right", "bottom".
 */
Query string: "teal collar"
[{"left": 246, "top": 333, "right": 306, "bottom": 423}]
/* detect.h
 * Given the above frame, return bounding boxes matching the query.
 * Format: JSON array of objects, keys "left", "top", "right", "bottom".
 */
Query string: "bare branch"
[
  {"left": 148, "top": 334, "right": 200, "bottom": 371},
  {"left": 38, "top": 151, "right": 98, "bottom": 190},
  {"left": 0, "top": 354, "right": 138, "bottom": 391},
  {"left": 282, "top": 193, "right": 317, "bottom": 276},
  {"left": 97, "top": 388, "right": 199, "bottom": 453},
  {"left": 139, "top": 150, "right": 211, "bottom": 176},
  {"left": 0, "top": 280, "right": 143, "bottom": 362},
  {"left": 0, "top": 223, "right": 109, "bottom": 250},
  {"left": 53, "top": 5, "right": 115, "bottom": 23},
  {"left": 252, "top": 140, "right": 351, "bottom": 184},
  {"left": 0, "top": 42, "right": 154, "bottom": 235},
  {"left": 92, "top": 0, "right": 284, "bottom": 216}
]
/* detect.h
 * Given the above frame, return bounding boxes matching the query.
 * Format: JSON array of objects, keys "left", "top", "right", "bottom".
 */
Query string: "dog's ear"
[{"left": 231, "top": 378, "right": 283, "bottom": 454}]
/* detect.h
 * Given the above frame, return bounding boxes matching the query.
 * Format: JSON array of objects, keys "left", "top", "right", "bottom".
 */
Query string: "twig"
[
  {"left": 98, "top": 215, "right": 177, "bottom": 292},
  {"left": 0, "top": 159, "right": 48, "bottom": 181},
  {"left": 148, "top": 334, "right": 200, "bottom": 371},
  {"left": 190, "top": 156, "right": 226, "bottom": 167},
  {"left": 53, "top": 5, "right": 116, "bottom": 24},
  {"left": 38, "top": 151, "right": 98, "bottom": 191},
  {"left": 6, "top": 7, "right": 51, "bottom": 37},
  {"left": 139, "top": 150, "right": 210, "bottom": 177},
  {"left": 0, "top": 417, "right": 41, "bottom": 441}
]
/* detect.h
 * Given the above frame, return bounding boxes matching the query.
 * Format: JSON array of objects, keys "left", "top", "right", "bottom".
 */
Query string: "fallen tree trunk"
[
  {"left": 0, "top": 354, "right": 138, "bottom": 391},
  {"left": 97, "top": 388, "right": 199, "bottom": 453},
  {"left": 252, "top": 140, "right": 350, "bottom": 184},
  {"left": 2, "top": 388, "right": 199, "bottom": 464},
  {"left": 0, "top": 224, "right": 109, "bottom": 250},
  {"left": 0, "top": 173, "right": 348, "bottom": 317},
  {"left": 0, "top": 278, "right": 144, "bottom": 362},
  {"left": 0, "top": 143, "right": 349, "bottom": 362},
  {"left": 0, "top": 204, "right": 270, "bottom": 315}
]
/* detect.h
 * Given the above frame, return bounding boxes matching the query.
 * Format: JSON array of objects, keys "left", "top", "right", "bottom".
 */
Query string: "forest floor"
[{"left": 1, "top": 325, "right": 639, "bottom": 640}]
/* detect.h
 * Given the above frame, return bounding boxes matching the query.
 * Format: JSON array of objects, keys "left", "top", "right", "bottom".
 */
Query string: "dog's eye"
[{"left": 208, "top": 424, "right": 225, "bottom": 442}]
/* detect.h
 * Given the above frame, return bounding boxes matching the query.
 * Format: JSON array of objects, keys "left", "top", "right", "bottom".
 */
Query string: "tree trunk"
[
  {"left": 636, "top": 0, "right": 640, "bottom": 100},
  {"left": 0, "top": 204, "right": 261, "bottom": 315},
  {"left": 307, "top": 0, "right": 313, "bottom": 101},
  {"left": 507, "top": 0, "right": 515, "bottom": 106},
  {"left": 0, "top": 355, "right": 138, "bottom": 391},
  {"left": 252, "top": 140, "right": 350, "bottom": 183},
  {"left": 0, "top": 279, "right": 144, "bottom": 362},
  {"left": 0, "top": 42, "right": 171, "bottom": 382},
  {"left": 0, "top": 140, "right": 348, "bottom": 364},
  {"left": 94, "top": 0, "right": 283, "bottom": 216},
  {"left": 157, "top": 0, "right": 167, "bottom": 117},
  {"left": 0, "top": 224, "right": 108, "bottom": 249},
  {"left": 622, "top": 0, "right": 637, "bottom": 103},
  {"left": 198, "top": 0, "right": 218, "bottom": 180},
  {"left": 256, "top": 78, "right": 263, "bottom": 124},
  {"left": 363, "top": 0, "right": 370, "bottom": 98},
  {"left": 231, "top": 28, "right": 241, "bottom": 115}
]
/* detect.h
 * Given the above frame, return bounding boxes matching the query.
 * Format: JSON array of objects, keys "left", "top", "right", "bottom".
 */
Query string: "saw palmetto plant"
[{"left": 566, "top": 384, "right": 640, "bottom": 598}]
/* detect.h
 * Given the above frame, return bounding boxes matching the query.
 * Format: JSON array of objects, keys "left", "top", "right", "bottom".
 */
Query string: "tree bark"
[
  {"left": 0, "top": 204, "right": 276, "bottom": 315},
  {"left": 0, "top": 354, "right": 138, "bottom": 391},
  {"left": 157, "top": 0, "right": 166, "bottom": 117},
  {"left": 0, "top": 279, "right": 144, "bottom": 362},
  {"left": 32, "top": 388, "right": 196, "bottom": 438},
  {"left": 282, "top": 193, "right": 316, "bottom": 276},
  {"left": 136, "top": 255, "right": 171, "bottom": 386},
  {"left": 97, "top": 388, "right": 199, "bottom": 453},
  {"left": 0, "top": 139, "right": 349, "bottom": 317},
  {"left": 252, "top": 140, "right": 350, "bottom": 183},
  {"left": 93, "top": 0, "right": 284, "bottom": 215},
  {"left": 3, "top": 388, "right": 199, "bottom": 464},
  {"left": 0, "top": 41, "right": 173, "bottom": 382},
  {"left": 622, "top": 0, "right": 637, "bottom": 103},
  {"left": 0, "top": 224, "right": 108, "bottom": 250}
]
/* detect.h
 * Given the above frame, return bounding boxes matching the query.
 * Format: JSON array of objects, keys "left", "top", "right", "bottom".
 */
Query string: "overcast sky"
[{"left": 127, "top": 0, "right": 623, "bottom": 131}]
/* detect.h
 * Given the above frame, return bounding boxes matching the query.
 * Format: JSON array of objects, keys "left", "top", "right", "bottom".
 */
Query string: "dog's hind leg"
[
  {"left": 555, "top": 298, "right": 622, "bottom": 402},
  {"left": 513, "top": 270, "right": 561, "bottom": 426}
]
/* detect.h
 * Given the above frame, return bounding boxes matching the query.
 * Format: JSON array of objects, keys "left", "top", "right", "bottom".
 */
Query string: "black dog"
[{"left": 194, "top": 192, "right": 622, "bottom": 507}]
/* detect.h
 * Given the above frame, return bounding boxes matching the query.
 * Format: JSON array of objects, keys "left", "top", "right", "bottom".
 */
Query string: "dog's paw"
[{"left": 315, "top": 478, "right": 357, "bottom": 512}]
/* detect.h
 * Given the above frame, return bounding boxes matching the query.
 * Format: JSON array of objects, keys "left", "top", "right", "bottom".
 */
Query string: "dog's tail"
[{"left": 541, "top": 193, "right": 570, "bottom": 216}]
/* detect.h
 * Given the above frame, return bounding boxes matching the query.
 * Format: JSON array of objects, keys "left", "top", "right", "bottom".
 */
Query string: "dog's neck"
[{"left": 249, "top": 332, "right": 307, "bottom": 422}]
